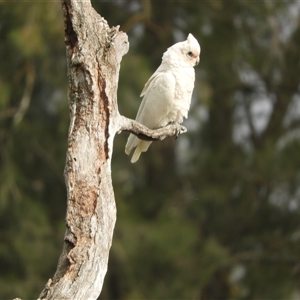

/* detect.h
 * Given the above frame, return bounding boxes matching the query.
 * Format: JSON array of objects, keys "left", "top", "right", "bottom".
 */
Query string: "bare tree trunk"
[
  {"left": 37, "top": 1, "right": 128, "bottom": 299},
  {"left": 38, "top": 0, "right": 186, "bottom": 299}
]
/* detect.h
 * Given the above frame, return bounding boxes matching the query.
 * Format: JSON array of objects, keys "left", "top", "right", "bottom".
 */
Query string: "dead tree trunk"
[{"left": 38, "top": 0, "right": 186, "bottom": 299}]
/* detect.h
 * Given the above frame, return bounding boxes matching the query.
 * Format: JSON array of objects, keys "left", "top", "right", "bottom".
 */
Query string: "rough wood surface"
[{"left": 38, "top": 0, "right": 186, "bottom": 299}]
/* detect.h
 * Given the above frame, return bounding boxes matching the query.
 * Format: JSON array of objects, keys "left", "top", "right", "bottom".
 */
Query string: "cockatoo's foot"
[{"left": 169, "top": 122, "right": 186, "bottom": 139}]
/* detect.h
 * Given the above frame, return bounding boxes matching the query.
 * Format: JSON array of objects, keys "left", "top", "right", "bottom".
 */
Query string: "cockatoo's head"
[{"left": 162, "top": 33, "right": 201, "bottom": 68}]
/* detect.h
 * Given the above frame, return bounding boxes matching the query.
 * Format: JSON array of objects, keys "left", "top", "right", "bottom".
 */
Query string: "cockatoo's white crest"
[
  {"left": 162, "top": 33, "right": 201, "bottom": 68},
  {"left": 125, "top": 34, "right": 201, "bottom": 163}
]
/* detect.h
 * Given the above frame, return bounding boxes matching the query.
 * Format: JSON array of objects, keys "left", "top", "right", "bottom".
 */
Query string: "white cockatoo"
[{"left": 125, "top": 34, "right": 201, "bottom": 163}]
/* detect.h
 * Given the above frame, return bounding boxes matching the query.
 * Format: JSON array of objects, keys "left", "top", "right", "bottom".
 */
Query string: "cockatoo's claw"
[{"left": 169, "top": 122, "right": 186, "bottom": 139}]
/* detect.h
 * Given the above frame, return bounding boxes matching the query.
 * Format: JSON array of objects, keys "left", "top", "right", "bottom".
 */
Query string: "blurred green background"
[{"left": 1, "top": 1, "right": 300, "bottom": 299}]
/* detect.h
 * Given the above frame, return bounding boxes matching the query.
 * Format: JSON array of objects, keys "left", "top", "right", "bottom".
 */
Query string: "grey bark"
[{"left": 38, "top": 0, "right": 186, "bottom": 299}]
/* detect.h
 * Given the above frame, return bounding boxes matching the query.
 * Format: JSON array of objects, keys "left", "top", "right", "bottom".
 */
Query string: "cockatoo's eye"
[{"left": 186, "top": 51, "right": 193, "bottom": 58}]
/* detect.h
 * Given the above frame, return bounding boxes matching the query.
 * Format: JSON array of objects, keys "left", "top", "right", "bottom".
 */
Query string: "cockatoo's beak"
[{"left": 195, "top": 56, "right": 200, "bottom": 66}]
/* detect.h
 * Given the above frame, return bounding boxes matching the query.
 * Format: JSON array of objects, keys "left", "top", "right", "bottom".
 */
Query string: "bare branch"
[{"left": 117, "top": 114, "right": 187, "bottom": 141}]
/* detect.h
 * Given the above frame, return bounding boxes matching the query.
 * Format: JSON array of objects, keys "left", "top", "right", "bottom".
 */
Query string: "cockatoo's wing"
[
  {"left": 136, "top": 72, "right": 176, "bottom": 126},
  {"left": 140, "top": 69, "right": 162, "bottom": 97},
  {"left": 125, "top": 71, "right": 176, "bottom": 163}
]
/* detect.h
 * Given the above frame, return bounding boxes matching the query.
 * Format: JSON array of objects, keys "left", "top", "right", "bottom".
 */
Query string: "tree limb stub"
[{"left": 117, "top": 115, "right": 187, "bottom": 141}]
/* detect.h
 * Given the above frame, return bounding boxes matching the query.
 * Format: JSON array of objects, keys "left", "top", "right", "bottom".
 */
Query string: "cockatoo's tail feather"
[{"left": 130, "top": 141, "right": 151, "bottom": 163}]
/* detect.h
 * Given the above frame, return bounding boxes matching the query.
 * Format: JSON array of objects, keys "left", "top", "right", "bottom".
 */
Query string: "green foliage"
[{"left": 1, "top": 1, "right": 300, "bottom": 299}]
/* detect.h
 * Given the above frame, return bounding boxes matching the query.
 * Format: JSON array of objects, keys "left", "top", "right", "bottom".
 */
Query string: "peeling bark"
[{"left": 38, "top": 0, "right": 186, "bottom": 299}]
